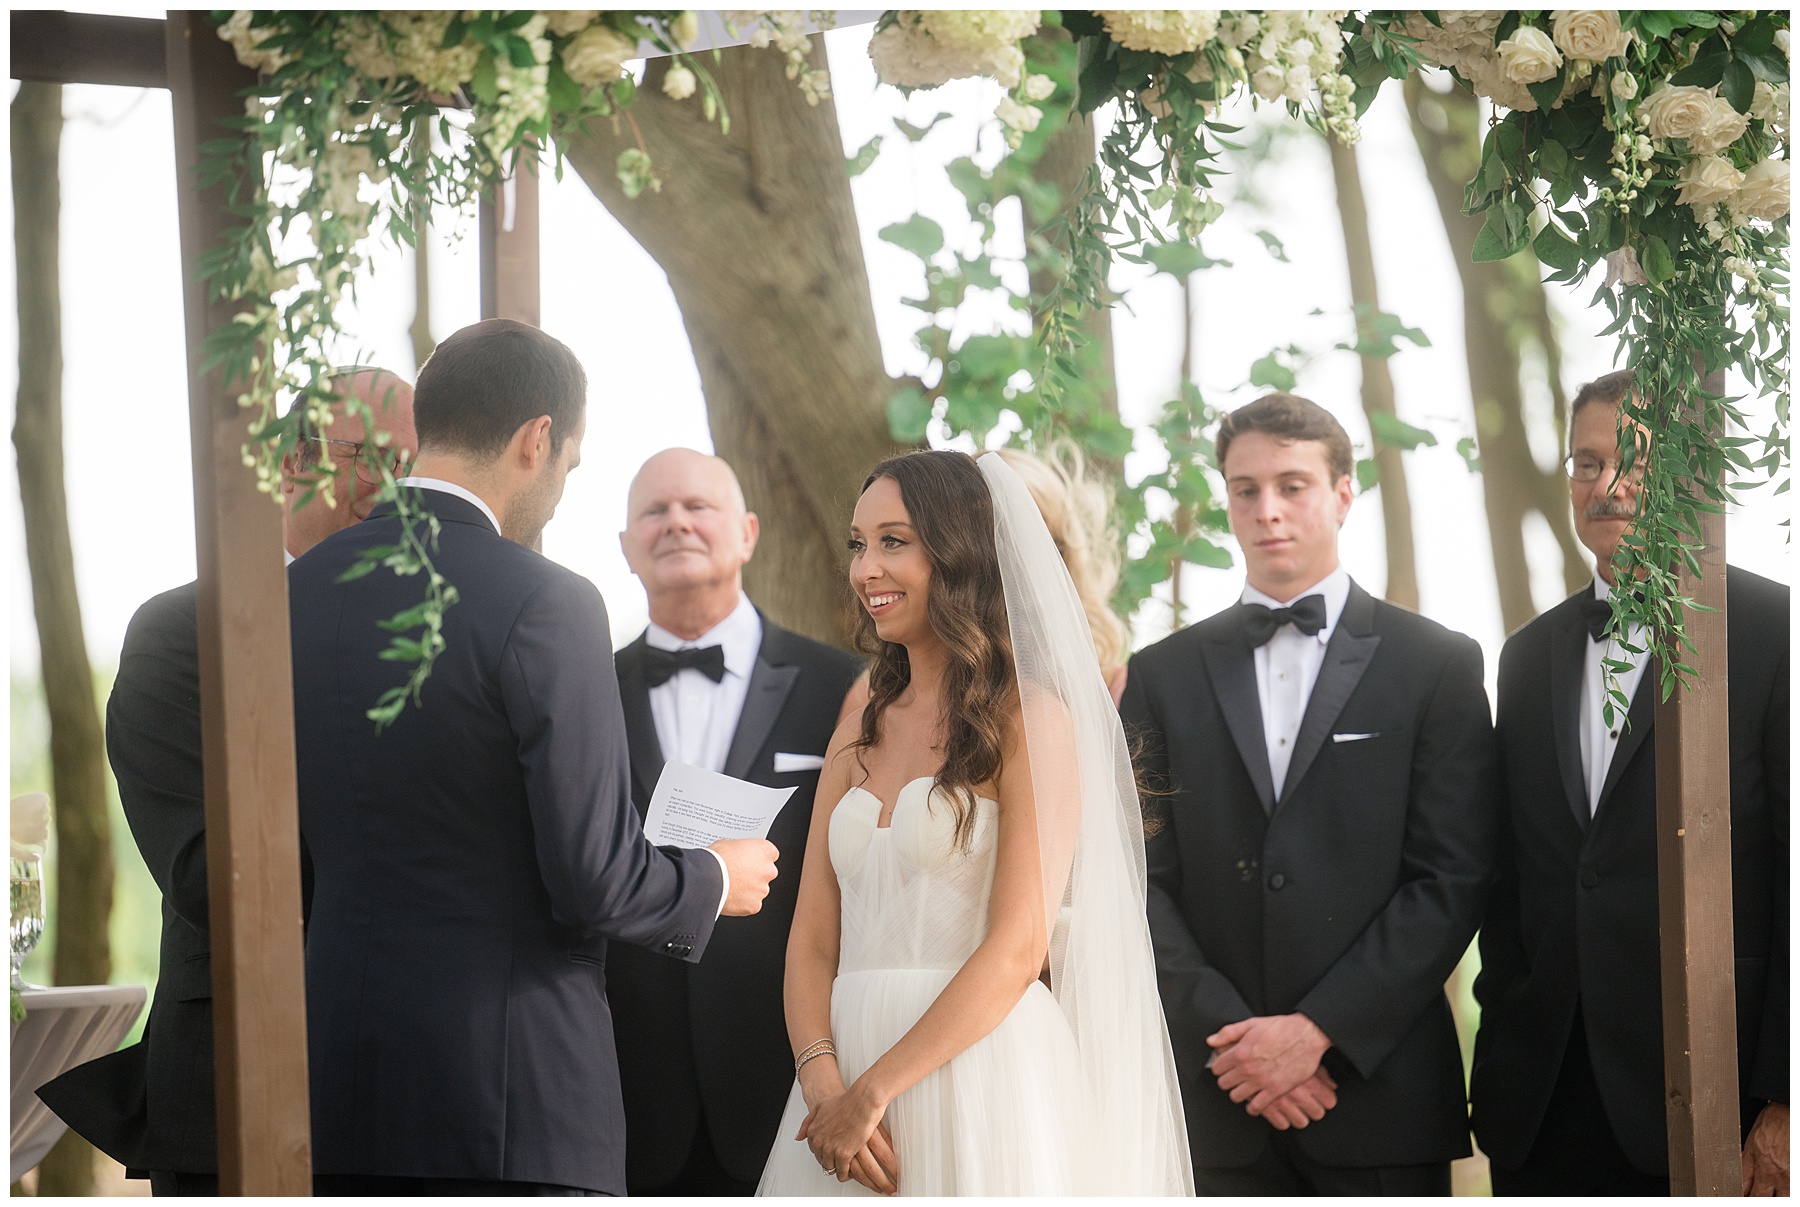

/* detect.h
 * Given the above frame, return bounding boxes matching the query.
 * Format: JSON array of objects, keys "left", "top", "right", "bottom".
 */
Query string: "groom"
[
  {"left": 1121, "top": 393, "right": 1497, "bottom": 1194},
  {"left": 289, "top": 320, "right": 780, "bottom": 1196}
]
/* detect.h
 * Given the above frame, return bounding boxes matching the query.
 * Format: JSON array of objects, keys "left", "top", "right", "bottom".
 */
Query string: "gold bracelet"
[{"left": 794, "top": 1038, "right": 836, "bottom": 1074}]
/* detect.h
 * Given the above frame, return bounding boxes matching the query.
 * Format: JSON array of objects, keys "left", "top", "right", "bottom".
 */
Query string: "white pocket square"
[
  {"left": 1332, "top": 732, "right": 1379, "bottom": 743},
  {"left": 773, "top": 752, "right": 827, "bottom": 773}
]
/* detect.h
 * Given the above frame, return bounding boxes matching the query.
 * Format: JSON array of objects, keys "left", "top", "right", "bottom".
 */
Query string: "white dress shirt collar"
[
  {"left": 1240, "top": 565, "right": 1352, "bottom": 645},
  {"left": 645, "top": 591, "right": 761, "bottom": 679},
  {"left": 397, "top": 476, "right": 502, "bottom": 536}
]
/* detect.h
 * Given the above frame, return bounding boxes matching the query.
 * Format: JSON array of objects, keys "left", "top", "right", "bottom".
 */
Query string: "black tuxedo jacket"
[
  {"left": 1470, "top": 569, "right": 1789, "bottom": 1175},
  {"left": 608, "top": 622, "right": 862, "bottom": 1188},
  {"left": 1121, "top": 580, "right": 1498, "bottom": 1169},
  {"left": 289, "top": 493, "right": 726, "bottom": 1195},
  {"left": 36, "top": 582, "right": 217, "bottom": 1175}
]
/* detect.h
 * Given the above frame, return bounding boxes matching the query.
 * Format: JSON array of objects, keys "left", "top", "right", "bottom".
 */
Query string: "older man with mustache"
[{"left": 1470, "top": 369, "right": 1789, "bottom": 1195}]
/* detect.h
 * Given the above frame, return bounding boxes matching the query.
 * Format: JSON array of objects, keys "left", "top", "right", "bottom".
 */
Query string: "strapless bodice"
[{"left": 828, "top": 777, "right": 1000, "bottom": 975}]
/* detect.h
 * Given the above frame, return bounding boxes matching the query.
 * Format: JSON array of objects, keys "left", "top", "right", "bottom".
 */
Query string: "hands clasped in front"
[
  {"left": 796, "top": 1059, "right": 900, "bottom": 1195},
  {"left": 1207, "top": 1012, "right": 1337, "bottom": 1130}
]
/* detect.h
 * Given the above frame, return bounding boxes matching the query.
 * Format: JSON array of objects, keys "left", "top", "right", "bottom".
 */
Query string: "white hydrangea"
[
  {"left": 1097, "top": 10, "right": 1222, "bottom": 56},
  {"left": 916, "top": 10, "right": 1040, "bottom": 54},
  {"left": 1402, "top": 11, "right": 1584, "bottom": 111},
  {"left": 218, "top": 11, "right": 293, "bottom": 75},
  {"left": 387, "top": 12, "right": 483, "bottom": 94},
  {"left": 869, "top": 11, "right": 1033, "bottom": 89}
]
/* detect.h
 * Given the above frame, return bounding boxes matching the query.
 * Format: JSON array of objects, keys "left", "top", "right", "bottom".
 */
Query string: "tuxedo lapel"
[
  {"left": 1595, "top": 655, "right": 1657, "bottom": 815},
  {"left": 616, "top": 638, "right": 664, "bottom": 806},
  {"left": 724, "top": 630, "right": 799, "bottom": 781},
  {"left": 1279, "top": 582, "right": 1381, "bottom": 812},
  {"left": 1199, "top": 622, "right": 1277, "bottom": 815},
  {"left": 1549, "top": 607, "right": 1591, "bottom": 832}
]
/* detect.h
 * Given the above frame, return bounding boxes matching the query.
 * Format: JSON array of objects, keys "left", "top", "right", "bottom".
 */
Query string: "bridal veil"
[{"left": 978, "top": 453, "right": 1194, "bottom": 1195}]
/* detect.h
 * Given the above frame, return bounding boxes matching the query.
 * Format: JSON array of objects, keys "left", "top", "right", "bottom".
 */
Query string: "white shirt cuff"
[{"left": 703, "top": 846, "right": 731, "bottom": 919}]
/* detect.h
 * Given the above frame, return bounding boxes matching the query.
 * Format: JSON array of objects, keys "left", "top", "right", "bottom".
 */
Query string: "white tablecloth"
[{"left": 10, "top": 984, "right": 146, "bottom": 1181}]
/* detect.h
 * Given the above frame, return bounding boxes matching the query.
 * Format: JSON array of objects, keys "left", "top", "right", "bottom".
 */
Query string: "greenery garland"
[{"left": 209, "top": 9, "right": 1789, "bottom": 721}]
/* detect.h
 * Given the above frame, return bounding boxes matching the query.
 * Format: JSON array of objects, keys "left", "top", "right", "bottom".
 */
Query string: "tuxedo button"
[
  {"left": 1580, "top": 870, "right": 1600, "bottom": 890},
  {"left": 1268, "top": 873, "right": 1286, "bottom": 891}
]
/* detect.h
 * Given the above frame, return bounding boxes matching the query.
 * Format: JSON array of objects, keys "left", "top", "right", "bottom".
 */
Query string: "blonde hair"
[{"left": 996, "top": 442, "right": 1129, "bottom": 678}]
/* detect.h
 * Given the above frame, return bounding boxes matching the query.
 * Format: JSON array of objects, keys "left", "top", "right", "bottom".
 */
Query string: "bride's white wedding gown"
[{"left": 756, "top": 777, "right": 1095, "bottom": 1196}]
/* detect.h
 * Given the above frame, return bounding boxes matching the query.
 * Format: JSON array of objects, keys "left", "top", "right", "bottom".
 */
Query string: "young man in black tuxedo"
[
  {"left": 1471, "top": 369, "right": 1789, "bottom": 1195},
  {"left": 1120, "top": 393, "right": 1498, "bottom": 1195},
  {"left": 35, "top": 369, "right": 417, "bottom": 1197},
  {"left": 609, "top": 448, "right": 861, "bottom": 1196},
  {"left": 288, "top": 322, "right": 781, "bottom": 1196}
]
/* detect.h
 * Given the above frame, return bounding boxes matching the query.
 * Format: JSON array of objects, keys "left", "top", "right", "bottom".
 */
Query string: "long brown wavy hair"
[{"left": 850, "top": 450, "right": 1014, "bottom": 851}]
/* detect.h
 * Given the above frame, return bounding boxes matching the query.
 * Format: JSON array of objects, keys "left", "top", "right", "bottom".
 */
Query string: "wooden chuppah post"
[
  {"left": 1653, "top": 367, "right": 1740, "bottom": 1195},
  {"left": 165, "top": 13, "right": 313, "bottom": 1195},
  {"left": 479, "top": 159, "right": 541, "bottom": 325}
]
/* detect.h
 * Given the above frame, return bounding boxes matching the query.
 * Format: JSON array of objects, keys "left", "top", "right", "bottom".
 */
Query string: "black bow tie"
[
  {"left": 643, "top": 644, "right": 726, "bottom": 686},
  {"left": 1242, "top": 595, "right": 1327, "bottom": 647},
  {"left": 1578, "top": 592, "right": 1617, "bottom": 642}
]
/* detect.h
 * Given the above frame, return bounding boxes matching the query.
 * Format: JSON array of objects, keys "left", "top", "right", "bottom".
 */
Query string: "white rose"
[
  {"left": 1024, "top": 73, "right": 1056, "bottom": 101},
  {"left": 670, "top": 11, "right": 700, "bottom": 49},
  {"left": 1282, "top": 64, "right": 1312, "bottom": 102},
  {"left": 1610, "top": 71, "right": 1637, "bottom": 101},
  {"left": 561, "top": 24, "right": 636, "bottom": 87},
  {"left": 544, "top": 11, "right": 598, "bottom": 37},
  {"left": 662, "top": 64, "right": 697, "bottom": 99},
  {"left": 1776, "top": 28, "right": 1790, "bottom": 56},
  {"left": 1677, "top": 154, "right": 1746, "bottom": 209},
  {"left": 1497, "top": 26, "right": 1563, "bottom": 85},
  {"left": 1687, "top": 94, "right": 1750, "bottom": 156},
  {"left": 1252, "top": 63, "right": 1286, "bottom": 101},
  {"left": 1639, "top": 84, "right": 1716, "bottom": 143},
  {"left": 1733, "top": 158, "right": 1790, "bottom": 221},
  {"left": 1550, "top": 10, "right": 1631, "bottom": 62}
]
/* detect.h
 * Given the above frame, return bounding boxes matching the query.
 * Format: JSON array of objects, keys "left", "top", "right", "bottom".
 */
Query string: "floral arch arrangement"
[{"left": 212, "top": 9, "right": 1788, "bottom": 719}]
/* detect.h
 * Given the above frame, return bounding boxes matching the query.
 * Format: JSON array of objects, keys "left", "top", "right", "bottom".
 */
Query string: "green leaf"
[
  {"left": 844, "top": 134, "right": 883, "bottom": 178},
  {"left": 893, "top": 113, "right": 951, "bottom": 143},
  {"left": 1455, "top": 436, "right": 1482, "bottom": 472},
  {"left": 887, "top": 386, "right": 933, "bottom": 443},
  {"left": 879, "top": 214, "right": 945, "bottom": 261},
  {"left": 1249, "top": 353, "right": 1297, "bottom": 392},
  {"left": 1669, "top": 51, "right": 1731, "bottom": 88},
  {"left": 616, "top": 147, "right": 656, "bottom": 200},
  {"left": 1533, "top": 223, "right": 1581, "bottom": 272},
  {"left": 1527, "top": 63, "right": 1567, "bottom": 114},
  {"left": 1537, "top": 138, "right": 1569, "bottom": 178},
  {"left": 1142, "top": 241, "right": 1214, "bottom": 277},
  {"left": 469, "top": 54, "right": 499, "bottom": 106},
  {"left": 1734, "top": 16, "right": 1777, "bottom": 56},
  {"left": 1180, "top": 535, "right": 1235, "bottom": 569},
  {"left": 1355, "top": 458, "right": 1381, "bottom": 492},
  {"left": 1253, "top": 229, "right": 1290, "bottom": 262},
  {"left": 1721, "top": 59, "right": 1755, "bottom": 112},
  {"left": 1739, "top": 49, "right": 1790, "bottom": 84},
  {"left": 1369, "top": 411, "right": 1439, "bottom": 450},
  {"left": 1471, "top": 201, "right": 1529, "bottom": 261},
  {"left": 1640, "top": 234, "right": 1675, "bottom": 284}
]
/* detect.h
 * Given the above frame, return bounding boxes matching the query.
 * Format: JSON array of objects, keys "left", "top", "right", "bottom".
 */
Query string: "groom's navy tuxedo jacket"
[
  {"left": 289, "top": 492, "right": 725, "bottom": 1194},
  {"left": 1121, "top": 580, "right": 1498, "bottom": 1170},
  {"left": 609, "top": 623, "right": 861, "bottom": 1188},
  {"left": 1471, "top": 569, "right": 1788, "bottom": 1176}
]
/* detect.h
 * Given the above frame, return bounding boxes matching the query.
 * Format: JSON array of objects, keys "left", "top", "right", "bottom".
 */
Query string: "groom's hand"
[
  {"left": 1206, "top": 1013, "right": 1331, "bottom": 1116},
  {"left": 712, "top": 838, "right": 779, "bottom": 916}
]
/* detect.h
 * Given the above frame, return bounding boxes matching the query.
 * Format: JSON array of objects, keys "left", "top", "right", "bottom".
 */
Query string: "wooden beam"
[
  {"left": 164, "top": 13, "right": 313, "bottom": 1196},
  {"left": 1654, "top": 366, "right": 1740, "bottom": 1195},
  {"left": 11, "top": 11, "right": 166, "bottom": 89},
  {"left": 479, "top": 158, "right": 541, "bottom": 326}
]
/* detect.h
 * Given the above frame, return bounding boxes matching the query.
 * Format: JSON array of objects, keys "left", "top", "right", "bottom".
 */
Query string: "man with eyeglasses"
[
  {"left": 280, "top": 367, "right": 419, "bottom": 561},
  {"left": 1470, "top": 368, "right": 1788, "bottom": 1195},
  {"left": 37, "top": 368, "right": 418, "bottom": 1195}
]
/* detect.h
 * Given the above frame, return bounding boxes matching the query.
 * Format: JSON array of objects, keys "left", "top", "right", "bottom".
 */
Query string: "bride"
[{"left": 757, "top": 450, "right": 1192, "bottom": 1196}]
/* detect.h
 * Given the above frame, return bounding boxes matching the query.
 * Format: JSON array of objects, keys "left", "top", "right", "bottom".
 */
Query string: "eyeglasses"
[
  {"left": 1563, "top": 452, "right": 1645, "bottom": 485},
  {"left": 312, "top": 437, "right": 404, "bottom": 487}
]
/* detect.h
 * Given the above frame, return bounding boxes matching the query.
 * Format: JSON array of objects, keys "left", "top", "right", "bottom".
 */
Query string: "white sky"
[{"left": 4, "top": 20, "right": 1789, "bottom": 703}]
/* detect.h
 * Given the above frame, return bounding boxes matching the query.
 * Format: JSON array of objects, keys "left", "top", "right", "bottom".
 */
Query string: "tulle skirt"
[{"left": 756, "top": 967, "right": 1092, "bottom": 1196}]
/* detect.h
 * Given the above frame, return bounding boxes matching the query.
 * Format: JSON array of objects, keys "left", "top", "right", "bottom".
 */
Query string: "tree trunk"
[
  {"left": 409, "top": 144, "right": 435, "bottom": 371},
  {"left": 1326, "top": 135, "right": 1419, "bottom": 610},
  {"left": 12, "top": 79, "right": 110, "bottom": 1198},
  {"left": 563, "top": 43, "right": 899, "bottom": 647},
  {"left": 1027, "top": 109, "right": 1118, "bottom": 422},
  {"left": 1403, "top": 76, "right": 1583, "bottom": 631}
]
